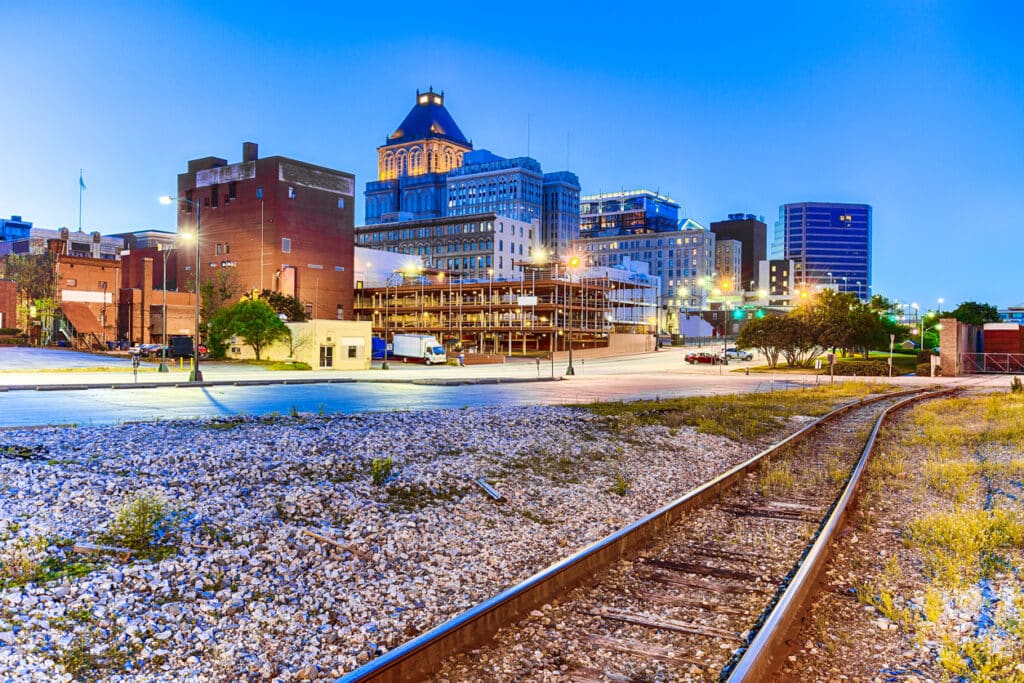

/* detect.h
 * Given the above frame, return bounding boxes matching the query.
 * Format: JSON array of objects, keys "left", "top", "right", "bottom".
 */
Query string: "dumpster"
[{"left": 107, "top": 341, "right": 116, "bottom": 350}]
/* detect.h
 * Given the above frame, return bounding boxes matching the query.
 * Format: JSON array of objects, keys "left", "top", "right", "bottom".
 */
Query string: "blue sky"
[{"left": 2, "top": 1, "right": 1021, "bottom": 308}]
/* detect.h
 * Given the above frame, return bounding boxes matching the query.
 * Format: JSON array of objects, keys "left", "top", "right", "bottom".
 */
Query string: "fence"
[{"left": 960, "top": 353, "right": 1024, "bottom": 374}]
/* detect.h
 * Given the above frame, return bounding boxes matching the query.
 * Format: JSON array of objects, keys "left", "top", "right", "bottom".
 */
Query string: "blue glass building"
[
  {"left": 777, "top": 202, "right": 872, "bottom": 301},
  {"left": 0, "top": 215, "right": 32, "bottom": 243}
]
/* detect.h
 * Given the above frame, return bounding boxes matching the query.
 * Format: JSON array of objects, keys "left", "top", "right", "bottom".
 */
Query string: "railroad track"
[{"left": 337, "top": 388, "right": 955, "bottom": 683}]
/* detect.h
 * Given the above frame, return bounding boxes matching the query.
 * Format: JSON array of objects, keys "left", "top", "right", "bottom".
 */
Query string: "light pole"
[
  {"left": 566, "top": 256, "right": 579, "bottom": 375},
  {"left": 160, "top": 195, "right": 202, "bottom": 382},
  {"left": 381, "top": 270, "right": 402, "bottom": 370},
  {"left": 157, "top": 241, "right": 178, "bottom": 372}
]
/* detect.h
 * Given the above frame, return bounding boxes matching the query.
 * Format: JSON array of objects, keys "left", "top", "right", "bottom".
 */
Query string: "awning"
[{"left": 60, "top": 301, "right": 104, "bottom": 335}]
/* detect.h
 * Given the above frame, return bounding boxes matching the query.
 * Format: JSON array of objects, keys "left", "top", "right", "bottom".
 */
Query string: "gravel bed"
[{"left": 0, "top": 406, "right": 760, "bottom": 681}]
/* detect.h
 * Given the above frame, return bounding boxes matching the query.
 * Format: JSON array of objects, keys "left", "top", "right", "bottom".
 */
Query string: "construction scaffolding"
[{"left": 352, "top": 263, "right": 659, "bottom": 355}]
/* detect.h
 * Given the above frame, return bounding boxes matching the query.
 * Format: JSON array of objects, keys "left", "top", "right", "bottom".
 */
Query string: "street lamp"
[
  {"left": 160, "top": 195, "right": 202, "bottom": 382},
  {"left": 381, "top": 269, "right": 405, "bottom": 370},
  {"left": 566, "top": 256, "right": 579, "bottom": 376},
  {"left": 156, "top": 240, "right": 180, "bottom": 372}
]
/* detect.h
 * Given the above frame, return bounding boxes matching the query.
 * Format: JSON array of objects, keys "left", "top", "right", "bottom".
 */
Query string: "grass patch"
[
  {"left": 267, "top": 361, "right": 311, "bottom": 371},
  {"left": 370, "top": 457, "right": 394, "bottom": 486},
  {"left": 608, "top": 472, "right": 630, "bottom": 496},
  {"left": 507, "top": 449, "right": 580, "bottom": 485},
  {"left": 757, "top": 459, "right": 796, "bottom": 496},
  {"left": 904, "top": 508, "right": 1024, "bottom": 589},
  {"left": 384, "top": 482, "right": 468, "bottom": 511},
  {"left": 582, "top": 383, "right": 887, "bottom": 442},
  {"left": 0, "top": 536, "right": 98, "bottom": 589}
]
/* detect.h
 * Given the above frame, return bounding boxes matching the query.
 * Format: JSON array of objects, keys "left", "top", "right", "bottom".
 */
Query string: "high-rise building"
[
  {"left": 360, "top": 89, "right": 579, "bottom": 264},
  {"left": 174, "top": 142, "right": 356, "bottom": 320},
  {"left": 709, "top": 213, "right": 766, "bottom": 292},
  {"left": 579, "top": 190, "right": 679, "bottom": 237},
  {"left": 778, "top": 202, "right": 872, "bottom": 300},
  {"left": 364, "top": 88, "right": 473, "bottom": 225}
]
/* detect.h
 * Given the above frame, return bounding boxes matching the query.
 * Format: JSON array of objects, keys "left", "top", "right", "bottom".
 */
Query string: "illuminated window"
[{"left": 281, "top": 238, "right": 291, "bottom": 253}]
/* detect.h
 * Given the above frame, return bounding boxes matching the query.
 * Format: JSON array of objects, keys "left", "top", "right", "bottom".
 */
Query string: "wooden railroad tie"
[
  {"left": 587, "top": 608, "right": 743, "bottom": 641},
  {"left": 643, "top": 558, "right": 763, "bottom": 583},
  {"left": 585, "top": 634, "right": 709, "bottom": 667}
]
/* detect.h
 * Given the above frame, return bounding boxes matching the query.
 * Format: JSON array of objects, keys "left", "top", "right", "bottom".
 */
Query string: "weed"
[
  {"left": 757, "top": 459, "right": 796, "bottom": 496},
  {"left": 370, "top": 457, "right": 394, "bottom": 486},
  {"left": 922, "top": 586, "right": 944, "bottom": 623},
  {"left": 385, "top": 482, "right": 467, "bottom": 511},
  {"left": 100, "top": 491, "right": 179, "bottom": 559},
  {"left": 609, "top": 472, "right": 630, "bottom": 496},
  {"left": 290, "top": 404, "right": 300, "bottom": 418},
  {"left": 1010, "top": 376, "right": 1023, "bottom": 393},
  {"left": 936, "top": 634, "right": 1024, "bottom": 682}
]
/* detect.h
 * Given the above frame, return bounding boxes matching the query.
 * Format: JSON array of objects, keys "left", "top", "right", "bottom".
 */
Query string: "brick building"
[
  {"left": 55, "top": 254, "right": 121, "bottom": 346},
  {"left": 175, "top": 142, "right": 356, "bottom": 321},
  {"left": 0, "top": 279, "right": 15, "bottom": 329}
]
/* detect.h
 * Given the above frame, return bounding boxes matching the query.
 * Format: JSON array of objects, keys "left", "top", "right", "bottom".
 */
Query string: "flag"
[{"left": 79, "top": 172, "right": 86, "bottom": 191}]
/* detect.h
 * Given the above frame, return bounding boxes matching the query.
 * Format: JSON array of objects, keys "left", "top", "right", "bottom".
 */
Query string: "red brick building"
[
  {"left": 174, "top": 143, "right": 356, "bottom": 321},
  {"left": 0, "top": 279, "right": 15, "bottom": 329}
]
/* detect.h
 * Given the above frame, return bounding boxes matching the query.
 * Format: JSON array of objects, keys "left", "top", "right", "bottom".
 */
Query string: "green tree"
[
  {"left": 736, "top": 315, "right": 786, "bottom": 368},
  {"left": 0, "top": 253, "right": 55, "bottom": 331},
  {"left": 197, "top": 268, "right": 243, "bottom": 325},
  {"left": 217, "top": 299, "right": 290, "bottom": 361},
  {"left": 257, "top": 290, "right": 308, "bottom": 322},
  {"left": 948, "top": 301, "right": 999, "bottom": 326}
]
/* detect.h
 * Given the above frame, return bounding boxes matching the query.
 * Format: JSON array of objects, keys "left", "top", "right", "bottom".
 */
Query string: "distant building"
[
  {"left": 365, "top": 88, "right": 473, "bottom": 225},
  {"left": 0, "top": 227, "right": 122, "bottom": 259},
  {"left": 579, "top": 190, "right": 679, "bottom": 237},
  {"left": 0, "top": 279, "right": 15, "bottom": 329},
  {"left": 714, "top": 239, "right": 743, "bottom": 290},
  {"left": 710, "top": 213, "right": 767, "bottom": 292},
  {"left": 541, "top": 172, "right": 581, "bottom": 259},
  {"left": 777, "top": 202, "right": 872, "bottom": 300},
  {"left": 573, "top": 218, "right": 715, "bottom": 319},
  {"left": 758, "top": 258, "right": 797, "bottom": 305},
  {"left": 174, "top": 142, "right": 356, "bottom": 321},
  {"left": 0, "top": 215, "right": 32, "bottom": 243}
]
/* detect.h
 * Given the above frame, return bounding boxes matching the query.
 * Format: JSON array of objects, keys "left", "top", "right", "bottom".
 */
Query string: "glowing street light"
[
  {"left": 566, "top": 256, "right": 579, "bottom": 376},
  {"left": 160, "top": 195, "right": 202, "bottom": 382}
]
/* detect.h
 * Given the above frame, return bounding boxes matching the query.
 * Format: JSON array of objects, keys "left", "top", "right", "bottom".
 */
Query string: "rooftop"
[{"left": 384, "top": 88, "right": 471, "bottom": 148}]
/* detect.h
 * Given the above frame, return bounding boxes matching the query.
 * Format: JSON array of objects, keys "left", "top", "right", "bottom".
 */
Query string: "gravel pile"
[{"left": 0, "top": 406, "right": 758, "bottom": 681}]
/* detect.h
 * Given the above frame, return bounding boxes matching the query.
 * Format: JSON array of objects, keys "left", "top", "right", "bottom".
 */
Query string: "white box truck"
[{"left": 391, "top": 334, "right": 447, "bottom": 365}]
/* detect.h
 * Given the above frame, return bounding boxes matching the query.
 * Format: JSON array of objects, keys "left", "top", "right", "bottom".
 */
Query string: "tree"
[
  {"left": 0, "top": 253, "right": 55, "bottom": 331},
  {"left": 736, "top": 315, "right": 786, "bottom": 368},
  {"left": 286, "top": 330, "right": 311, "bottom": 360},
  {"left": 948, "top": 301, "right": 999, "bottom": 327},
  {"left": 256, "top": 290, "right": 308, "bottom": 322},
  {"left": 217, "top": 299, "right": 290, "bottom": 361},
  {"left": 780, "top": 308, "right": 824, "bottom": 367},
  {"left": 198, "top": 268, "right": 244, "bottom": 325}
]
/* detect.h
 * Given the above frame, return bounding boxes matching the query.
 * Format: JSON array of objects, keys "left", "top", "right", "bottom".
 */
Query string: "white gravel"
[{"left": 0, "top": 406, "right": 760, "bottom": 681}]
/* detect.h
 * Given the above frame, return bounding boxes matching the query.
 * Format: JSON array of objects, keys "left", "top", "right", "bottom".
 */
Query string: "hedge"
[
  {"left": 916, "top": 362, "right": 941, "bottom": 377},
  {"left": 830, "top": 360, "right": 891, "bottom": 376},
  {"left": 0, "top": 327, "right": 20, "bottom": 335}
]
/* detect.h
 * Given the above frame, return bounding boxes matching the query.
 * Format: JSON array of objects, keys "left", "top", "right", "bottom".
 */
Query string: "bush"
[
  {"left": 267, "top": 361, "right": 311, "bottom": 371},
  {"left": 917, "top": 350, "right": 937, "bottom": 363},
  {"left": 0, "top": 327, "right": 19, "bottom": 335},
  {"left": 831, "top": 360, "right": 891, "bottom": 376},
  {"left": 370, "top": 457, "right": 394, "bottom": 486},
  {"left": 101, "top": 492, "right": 177, "bottom": 556},
  {"left": 1011, "top": 377, "right": 1023, "bottom": 393},
  {"left": 916, "top": 363, "right": 941, "bottom": 377}
]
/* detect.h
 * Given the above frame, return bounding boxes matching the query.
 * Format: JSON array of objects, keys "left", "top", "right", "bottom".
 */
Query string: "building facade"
[
  {"left": 573, "top": 220, "right": 715, "bottom": 312},
  {"left": 714, "top": 239, "right": 743, "bottom": 290},
  {"left": 709, "top": 213, "right": 766, "bottom": 292},
  {"left": 541, "top": 172, "right": 581, "bottom": 258},
  {"left": 174, "top": 142, "right": 356, "bottom": 321},
  {"left": 355, "top": 212, "right": 539, "bottom": 281},
  {"left": 777, "top": 202, "right": 872, "bottom": 300},
  {"left": 0, "top": 227, "right": 122, "bottom": 259},
  {"left": 579, "top": 190, "right": 680, "bottom": 237},
  {"left": 0, "top": 279, "right": 15, "bottom": 329},
  {"left": 364, "top": 89, "right": 473, "bottom": 225},
  {"left": 0, "top": 215, "right": 32, "bottom": 244}
]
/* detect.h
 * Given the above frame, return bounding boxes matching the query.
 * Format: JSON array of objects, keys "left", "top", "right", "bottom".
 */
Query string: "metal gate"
[{"left": 961, "top": 353, "right": 1024, "bottom": 374}]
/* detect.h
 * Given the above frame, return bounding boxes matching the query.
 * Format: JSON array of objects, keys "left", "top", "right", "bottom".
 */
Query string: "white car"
[{"left": 724, "top": 347, "right": 753, "bottom": 361}]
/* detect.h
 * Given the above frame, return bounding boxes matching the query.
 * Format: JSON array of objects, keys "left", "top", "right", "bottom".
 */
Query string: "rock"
[{"left": 0, "top": 632, "right": 15, "bottom": 646}]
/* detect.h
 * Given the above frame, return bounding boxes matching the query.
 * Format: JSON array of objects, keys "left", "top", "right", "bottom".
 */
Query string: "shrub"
[
  {"left": 267, "top": 361, "right": 311, "bottom": 371},
  {"left": 831, "top": 360, "right": 891, "bottom": 376},
  {"left": 1011, "top": 377, "right": 1023, "bottom": 394},
  {"left": 102, "top": 491, "right": 177, "bottom": 556},
  {"left": 916, "top": 350, "right": 937, "bottom": 363},
  {"left": 0, "top": 327, "right": 20, "bottom": 335},
  {"left": 370, "top": 457, "right": 394, "bottom": 486}
]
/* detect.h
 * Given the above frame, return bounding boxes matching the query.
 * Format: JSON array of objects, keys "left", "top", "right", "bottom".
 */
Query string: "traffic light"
[
  {"left": 732, "top": 307, "right": 745, "bottom": 320},
  {"left": 755, "top": 308, "right": 765, "bottom": 319}
]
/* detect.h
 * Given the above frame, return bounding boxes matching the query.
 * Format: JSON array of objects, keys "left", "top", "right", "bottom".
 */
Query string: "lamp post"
[
  {"left": 160, "top": 195, "right": 202, "bottom": 382},
  {"left": 381, "top": 270, "right": 403, "bottom": 370},
  {"left": 157, "top": 241, "right": 178, "bottom": 372},
  {"left": 566, "top": 256, "right": 579, "bottom": 375}
]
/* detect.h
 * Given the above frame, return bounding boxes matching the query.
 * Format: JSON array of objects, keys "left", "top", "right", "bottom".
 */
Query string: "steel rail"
[
  {"left": 335, "top": 389, "right": 922, "bottom": 683},
  {"left": 726, "top": 387, "right": 956, "bottom": 681}
]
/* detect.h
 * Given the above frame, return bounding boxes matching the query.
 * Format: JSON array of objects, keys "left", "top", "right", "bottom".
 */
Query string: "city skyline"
[{"left": 1, "top": 2, "right": 1021, "bottom": 309}]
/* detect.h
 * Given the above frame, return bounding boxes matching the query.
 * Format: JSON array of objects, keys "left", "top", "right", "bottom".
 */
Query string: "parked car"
[
  {"left": 724, "top": 347, "right": 753, "bottom": 361},
  {"left": 685, "top": 351, "right": 724, "bottom": 365}
]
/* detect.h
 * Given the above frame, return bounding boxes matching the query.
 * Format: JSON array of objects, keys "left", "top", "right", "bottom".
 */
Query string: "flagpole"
[{"left": 78, "top": 170, "right": 83, "bottom": 232}]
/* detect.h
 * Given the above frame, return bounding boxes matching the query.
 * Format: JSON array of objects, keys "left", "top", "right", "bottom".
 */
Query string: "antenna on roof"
[
  {"left": 566, "top": 131, "right": 570, "bottom": 169},
  {"left": 527, "top": 113, "right": 531, "bottom": 158}
]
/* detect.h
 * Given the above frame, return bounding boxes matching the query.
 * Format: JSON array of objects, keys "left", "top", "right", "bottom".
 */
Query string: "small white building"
[{"left": 225, "top": 319, "right": 372, "bottom": 370}]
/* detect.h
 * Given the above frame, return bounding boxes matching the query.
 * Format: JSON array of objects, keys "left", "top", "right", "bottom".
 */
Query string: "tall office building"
[
  {"left": 579, "top": 190, "right": 679, "bottom": 237},
  {"left": 778, "top": 202, "right": 872, "bottom": 300},
  {"left": 360, "top": 89, "right": 579, "bottom": 264},
  {"left": 715, "top": 239, "right": 742, "bottom": 289},
  {"left": 709, "top": 213, "right": 766, "bottom": 292},
  {"left": 364, "top": 88, "right": 473, "bottom": 225}
]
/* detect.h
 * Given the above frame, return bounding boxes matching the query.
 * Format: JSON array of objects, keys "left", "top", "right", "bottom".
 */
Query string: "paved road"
[{"left": 0, "top": 346, "right": 1009, "bottom": 428}]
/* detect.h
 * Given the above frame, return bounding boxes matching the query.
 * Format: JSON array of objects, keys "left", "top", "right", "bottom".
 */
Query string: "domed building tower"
[{"left": 364, "top": 88, "right": 472, "bottom": 224}]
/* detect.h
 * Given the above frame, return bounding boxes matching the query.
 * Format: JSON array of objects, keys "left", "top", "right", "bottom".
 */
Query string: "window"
[
  {"left": 211, "top": 185, "right": 219, "bottom": 208},
  {"left": 305, "top": 302, "right": 313, "bottom": 317},
  {"left": 216, "top": 244, "right": 223, "bottom": 255},
  {"left": 336, "top": 305, "right": 344, "bottom": 320},
  {"left": 228, "top": 182, "right": 237, "bottom": 200},
  {"left": 288, "top": 186, "right": 296, "bottom": 200},
  {"left": 338, "top": 198, "right": 345, "bottom": 209},
  {"left": 282, "top": 237, "right": 291, "bottom": 253},
  {"left": 256, "top": 186, "right": 263, "bottom": 200},
  {"left": 319, "top": 345, "right": 334, "bottom": 368},
  {"left": 347, "top": 345, "right": 358, "bottom": 359},
  {"left": 65, "top": 278, "right": 77, "bottom": 287}
]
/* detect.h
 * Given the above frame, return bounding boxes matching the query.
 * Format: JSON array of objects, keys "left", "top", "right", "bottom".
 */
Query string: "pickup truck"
[{"left": 724, "top": 347, "right": 753, "bottom": 361}]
